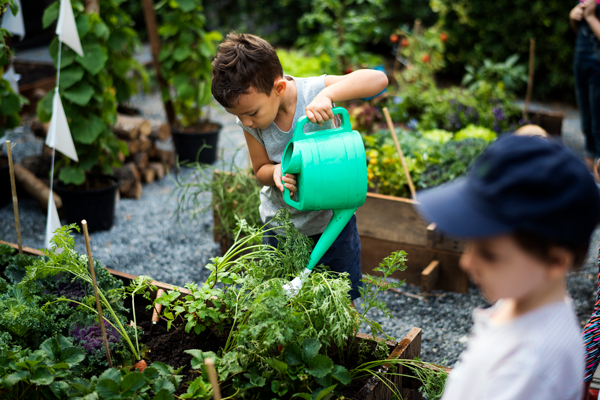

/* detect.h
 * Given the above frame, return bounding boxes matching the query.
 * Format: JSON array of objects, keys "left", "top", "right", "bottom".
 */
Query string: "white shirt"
[{"left": 441, "top": 299, "right": 584, "bottom": 400}]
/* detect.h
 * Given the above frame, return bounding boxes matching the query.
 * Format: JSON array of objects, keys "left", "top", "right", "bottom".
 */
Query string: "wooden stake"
[
  {"left": 382, "top": 108, "right": 417, "bottom": 201},
  {"left": 141, "top": 0, "right": 176, "bottom": 126},
  {"left": 205, "top": 358, "right": 222, "bottom": 400},
  {"left": 82, "top": 220, "right": 113, "bottom": 368},
  {"left": 151, "top": 289, "right": 165, "bottom": 324},
  {"left": 6, "top": 141, "right": 22, "bottom": 254},
  {"left": 523, "top": 38, "right": 535, "bottom": 118}
]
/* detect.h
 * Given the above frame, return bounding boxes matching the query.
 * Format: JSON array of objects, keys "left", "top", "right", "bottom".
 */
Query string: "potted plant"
[
  {"left": 156, "top": 0, "right": 223, "bottom": 164},
  {"left": 36, "top": 0, "right": 146, "bottom": 232}
]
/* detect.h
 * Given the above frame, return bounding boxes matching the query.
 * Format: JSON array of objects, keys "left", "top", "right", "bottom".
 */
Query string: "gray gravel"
[{"left": 1, "top": 92, "right": 598, "bottom": 367}]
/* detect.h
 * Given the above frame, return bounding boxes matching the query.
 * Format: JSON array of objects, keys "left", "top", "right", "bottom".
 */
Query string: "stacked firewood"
[
  {"left": 31, "top": 114, "right": 176, "bottom": 200},
  {"left": 112, "top": 114, "right": 175, "bottom": 199}
]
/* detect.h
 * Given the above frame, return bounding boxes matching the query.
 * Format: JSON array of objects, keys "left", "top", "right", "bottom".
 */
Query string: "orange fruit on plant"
[
  {"left": 440, "top": 33, "right": 448, "bottom": 42},
  {"left": 390, "top": 33, "right": 399, "bottom": 43},
  {"left": 421, "top": 54, "right": 430, "bottom": 63},
  {"left": 400, "top": 38, "right": 409, "bottom": 47}
]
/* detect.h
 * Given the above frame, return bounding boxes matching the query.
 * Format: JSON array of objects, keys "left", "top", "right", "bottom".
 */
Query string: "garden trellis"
[{"left": 44, "top": 0, "right": 81, "bottom": 249}]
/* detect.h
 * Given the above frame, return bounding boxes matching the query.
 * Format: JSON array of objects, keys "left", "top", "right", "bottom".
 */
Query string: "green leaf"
[
  {"left": 249, "top": 374, "right": 265, "bottom": 387},
  {"left": 42, "top": 2, "right": 60, "bottom": 29},
  {"left": 172, "top": 73, "right": 194, "bottom": 99},
  {"left": 306, "top": 355, "right": 334, "bottom": 378},
  {"left": 59, "top": 165, "right": 86, "bottom": 185},
  {"left": 107, "top": 30, "right": 129, "bottom": 51},
  {"left": 120, "top": 371, "right": 146, "bottom": 395},
  {"left": 59, "top": 65, "right": 85, "bottom": 89},
  {"left": 173, "top": 46, "right": 191, "bottom": 62},
  {"left": 152, "top": 362, "right": 175, "bottom": 377},
  {"left": 93, "top": 20, "right": 110, "bottom": 40},
  {"left": 331, "top": 365, "right": 351, "bottom": 385},
  {"left": 76, "top": 14, "right": 91, "bottom": 38},
  {"left": 76, "top": 43, "right": 108, "bottom": 75},
  {"left": 154, "top": 389, "right": 175, "bottom": 400},
  {"left": 60, "top": 347, "right": 85, "bottom": 366},
  {"left": 313, "top": 384, "right": 337, "bottom": 400},
  {"left": 49, "top": 381, "right": 70, "bottom": 398},
  {"left": 63, "top": 81, "right": 94, "bottom": 105},
  {"left": 96, "top": 368, "right": 122, "bottom": 398},
  {"left": 50, "top": 39, "right": 76, "bottom": 68},
  {"left": 301, "top": 338, "right": 321, "bottom": 363},
  {"left": 283, "top": 343, "right": 303, "bottom": 366},
  {"left": 71, "top": 114, "right": 105, "bottom": 144},
  {"left": 177, "top": 0, "right": 197, "bottom": 13},
  {"left": 0, "top": 92, "right": 21, "bottom": 115},
  {"left": 143, "top": 367, "right": 160, "bottom": 381},
  {"left": 291, "top": 394, "right": 311, "bottom": 400},
  {"left": 31, "top": 366, "right": 54, "bottom": 385},
  {"left": 3, "top": 371, "right": 30, "bottom": 389},
  {"left": 40, "top": 336, "right": 61, "bottom": 361},
  {"left": 153, "top": 378, "right": 175, "bottom": 394},
  {"left": 265, "top": 358, "right": 288, "bottom": 375}
]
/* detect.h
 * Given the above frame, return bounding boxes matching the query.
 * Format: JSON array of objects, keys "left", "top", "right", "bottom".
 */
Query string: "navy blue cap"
[{"left": 415, "top": 135, "right": 600, "bottom": 245}]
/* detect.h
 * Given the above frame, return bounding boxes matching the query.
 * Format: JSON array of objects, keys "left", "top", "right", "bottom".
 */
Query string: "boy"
[
  {"left": 211, "top": 33, "right": 388, "bottom": 301},
  {"left": 415, "top": 134, "right": 600, "bottom": 400}
]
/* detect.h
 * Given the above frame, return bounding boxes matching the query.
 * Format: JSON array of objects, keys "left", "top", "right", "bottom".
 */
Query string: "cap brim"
[{"left": 415, "top": 178, "right": 513, "bottom": 238}]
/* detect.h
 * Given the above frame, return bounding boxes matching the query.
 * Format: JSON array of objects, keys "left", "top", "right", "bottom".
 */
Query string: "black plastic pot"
[
  {"left": 171, "top": 123, "right": 222, "bottom": 165},
  {"left": 0, "top": 156, "right": 10, "bottom": 208},
  {"left": 54, "top": 176, "right": 120, "bottom": 233}
]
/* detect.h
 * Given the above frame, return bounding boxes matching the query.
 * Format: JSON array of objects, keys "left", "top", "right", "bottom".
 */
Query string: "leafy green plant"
[
  {"left": 155, "top": 0, "right": 222, "bottom": 128},
  {"left": 462, "top": 54, "right": 528, "bottom": 95},
  {"left": 37, "top": 0, "right": 139, "bottom": 185},
  {"left": 0, "top": 335, "right": 85, "bottom": 399},
  {"left": 21, "top": 224, "right": 150, "bottom": 362},
  {"left": 276, "top": 49, "right": 333, "bottom": 78}
]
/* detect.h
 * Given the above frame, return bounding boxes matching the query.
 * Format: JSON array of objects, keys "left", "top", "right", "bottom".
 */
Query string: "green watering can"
[{"left": 281, "top": 106, "right": 367, "bottom": 294}]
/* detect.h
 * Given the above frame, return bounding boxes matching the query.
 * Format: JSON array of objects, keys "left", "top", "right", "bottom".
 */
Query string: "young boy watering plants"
[
  {"left": 415, "top": 135, "right": 600, "bottom": 400},
  {"left": 211, "top": 33, "right": 388, "bottom": 301}
]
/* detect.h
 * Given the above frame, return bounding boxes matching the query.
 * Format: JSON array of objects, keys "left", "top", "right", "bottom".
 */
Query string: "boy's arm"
[
  {"left": 584, "top": 0, "right": 600, "bottom": 41},
  {"left": 571, "top": 3, "right": 584, "bottom": 33},
  {"left": 244, "top": 130, "right": 297, "bottom": 195},
  {"left": 306, "top": 69, "right": 388, "bottom": 124}
]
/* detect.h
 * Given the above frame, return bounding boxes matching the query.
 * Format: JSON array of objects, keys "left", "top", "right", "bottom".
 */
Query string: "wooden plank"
[
  {"left": 421, "top": 260, "right": 440, "bottom": 293},
  {"left": 398, "top": 328, "right": 423, "bottom": 400},
  {"left": 0, "top": 240, "right": 44, "bottom": 256},
  {"left": 361, "top": 236, "right": 468, "bottom": 293},
  {"left": 357, "top": 193, "right": 465, "bottom": 253}
]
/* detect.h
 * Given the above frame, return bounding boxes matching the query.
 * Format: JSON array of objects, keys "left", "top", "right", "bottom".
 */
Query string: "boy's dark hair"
[
  {"left": 513, "top": 231, "right": 589, "bottom": 270},
  {"left": 211, "top": 32, "right": 283, "bottom": 108}
]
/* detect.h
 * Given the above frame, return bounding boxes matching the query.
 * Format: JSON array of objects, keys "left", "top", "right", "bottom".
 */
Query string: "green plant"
[
  {"left": 21, "top": 224, "right": 150, "bottom": 362},
  {"left": 0, "top": 335, "right": 85, "bottom": 399},
  {"left": 155, "top": 0, "right": 222, "bottom": 128},
  {"left": 276, "top": 49, "right": 333, "bottom": 78},
  {"left": 462, "top": 54, "right": 528, "bottom": 95},
  {"left": 38, "top": 0, "right": 131, "bottom": 185}
]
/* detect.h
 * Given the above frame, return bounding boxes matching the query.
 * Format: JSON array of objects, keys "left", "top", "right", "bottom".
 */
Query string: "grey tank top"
[{"left": 236, "top": 75, "right": 334, "bottom": 236}]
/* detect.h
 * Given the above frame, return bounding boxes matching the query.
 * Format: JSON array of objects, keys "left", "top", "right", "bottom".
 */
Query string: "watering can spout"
[{"left": 306, "top": 208, "right": 357, "bottom": 271}]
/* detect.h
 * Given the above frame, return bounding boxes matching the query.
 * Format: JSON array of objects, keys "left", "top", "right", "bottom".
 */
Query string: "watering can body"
[{"left": 281, "top": 107, "right": 367, "bottom": 272}]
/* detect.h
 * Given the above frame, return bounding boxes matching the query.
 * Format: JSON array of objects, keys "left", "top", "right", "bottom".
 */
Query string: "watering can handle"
[
  {"left": 293, "top": 107, "right": 352, "bottom": 142},
  {"left": 283, "top": 173, "right": 301, "bottom": 209}
]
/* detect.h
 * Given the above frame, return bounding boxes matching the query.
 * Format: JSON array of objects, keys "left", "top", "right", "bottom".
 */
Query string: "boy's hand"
[
  {"left": 571, "top": 3, "right": 584, "bottom": 21},
  {"left": 584, "top": 0, "right": 597, "bottom": 19},
  {"left": 306, "top": 93, "right": 334, "bottom": 126},
  {"left": 273, "top": 164, "right": 298, "bottom": 198}
]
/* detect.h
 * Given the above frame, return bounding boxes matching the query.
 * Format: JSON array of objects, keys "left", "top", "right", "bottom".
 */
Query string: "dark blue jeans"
[
  {"left": 263, "top": 215, "right": 363, "bottom": 300},
  {"left": 575, "top": 25, "right": 600, "bottom": 159}
]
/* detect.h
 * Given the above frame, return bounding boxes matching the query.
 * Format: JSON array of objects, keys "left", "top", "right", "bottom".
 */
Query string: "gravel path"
[{"left": 1, "top": 92, "right": 598, "bottom": 367}]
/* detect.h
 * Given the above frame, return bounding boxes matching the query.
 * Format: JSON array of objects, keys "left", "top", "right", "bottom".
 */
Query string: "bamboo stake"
[
  {"left": 6, "top": 141, "right": 22, "bottom": 254},
  {"left": 152, "top": 289, "right": 164, "bottom": 324},
  {"left": 205, "top": 358, "right": 222, "bottom": 400},
  {"left": 382, "top": 108, "right": 417, "bottom": 201},
  {"left": 82, "top": 220, "right": 113, "bottom": 368},
  {"left": 523, "top": 38, "right": 535, "bottom": 118}
]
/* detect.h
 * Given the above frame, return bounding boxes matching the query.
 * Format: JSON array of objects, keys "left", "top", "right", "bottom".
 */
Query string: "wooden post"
[
  {"left": 205, "top": 358, "right": 222, "bottom": 400},
  {"left": 82, "top": 220, "right": 113, "bottom": 368},
  {"left": 84, "top": 0, "right": 99, "bottom": 14},
  {"left": 6, "top": 141, "right": 22, "bottom": 254},
  {"left": 382, "top": 108, "right": 417, "bottom": 201},
  {"left": 141, "top": 0, "right": 176, "bottom": 126},
  {"left": 523, "top": 38, "right": 535, "bottom": 118},
  {"left": 421, "top": 260, "right": 440, "bottom": 293},
  {"left": 151, "top": 289, "right": 164, "bottom": 324}
]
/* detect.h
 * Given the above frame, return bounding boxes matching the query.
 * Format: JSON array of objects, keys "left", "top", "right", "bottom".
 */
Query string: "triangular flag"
[
  {"left": 3, "top": 64, "right": 20, "bottom": 94},
  {"left": 45, "top": 192, "right": 61, "bottom": 250},
  {"left": 1, "top": 0, "right": 25, "bottom": 40},
  {"left": 46, "top": 89, "right": 78, "bottom": 161},
  {"left": 56, "top": 0, "right": 83, "bottom": 57}
]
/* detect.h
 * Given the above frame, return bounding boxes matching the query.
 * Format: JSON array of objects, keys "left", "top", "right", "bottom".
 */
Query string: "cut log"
[
  {"left": 148, "top": 119, "right": 171, "bottom": 141},
  {"left": 149, "top": 141, "right": 157, "bottom": 158},
  {"left": 31, "top": 118, "right": 49, "bottom": 139},
  {"left": 138, "top": 136, "right": 151, "bottom": 152},
  {"left": 142, "top": 167, "right": 155, "bottom": 183},
  {"left": 138, "top": 119, "right": 152, "bottom": 138},
  {"left": 113, "top": 162, "right": 142, "bottom": 199},
  {"left": 13, "top": 163, "right": 62, "bottom": 209},
  {"left": 114, "top": 114, "right": 150, "bottom": 140},
  {"left": 133, "top": 151, "right": 149, "bottom": 170},
  {"left": 126, "top": 139, "right": 141, "bottom": 154},
  {"left": 148, "top": 162, "right": 165, "bottom": 180},
  {"left": 122, "top": 181, "right": 142, "bottom": 199},
  {"left": 155, "top": 149, "right": 175, "bottom": 169}
]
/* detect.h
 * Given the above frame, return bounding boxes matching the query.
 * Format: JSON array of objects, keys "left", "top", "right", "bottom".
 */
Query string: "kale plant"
[{"left": 71, "top": 320, "right": 120, "bottom": 353}]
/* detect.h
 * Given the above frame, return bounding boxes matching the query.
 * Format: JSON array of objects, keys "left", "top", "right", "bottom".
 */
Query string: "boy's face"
[
  {"left": 459, "top": 234, "right": 569, "bottom": 302},
  {"left": 224, "top": 83, "right": 283, "bottom": 130}
]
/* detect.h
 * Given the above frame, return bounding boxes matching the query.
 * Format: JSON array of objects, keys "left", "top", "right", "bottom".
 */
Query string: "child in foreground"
[
  {"left": 415, "top": 135, "right": 600, "bottom": 400},
  {"left": 211, "top": 33, "right": 388, "bottom": 301}
]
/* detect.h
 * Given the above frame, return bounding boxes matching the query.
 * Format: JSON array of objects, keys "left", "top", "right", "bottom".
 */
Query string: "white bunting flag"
[
  {"left": 56, "top": 0, "right": 83, "bottom": 56},
  {"left": 45, "top": 192, "right": 61, "bottom": 250},
  {"left": 1, "top": 0, "right": 25, "bottom": 40},
  {"left": 46, "top": 89, "right": 78, "bottom": 161},
  {"left": 2, "top": 64, "right": 20, "bottom": 94}
]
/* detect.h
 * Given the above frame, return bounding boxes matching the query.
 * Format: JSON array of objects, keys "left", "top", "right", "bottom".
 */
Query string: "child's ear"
[
  {"left": 546, "top": 246, "right": 573, "bottom": 278},
  {"left": 274, "top": 78, "right": 287, "bottom": 97}
]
